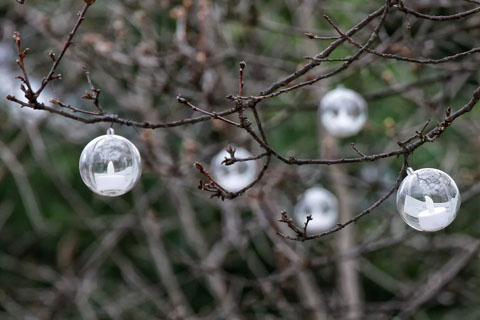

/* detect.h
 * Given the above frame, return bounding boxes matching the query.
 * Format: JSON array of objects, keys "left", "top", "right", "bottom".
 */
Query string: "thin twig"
[{"left": 36, "top": 2, "right": 93, "bottom": 96}]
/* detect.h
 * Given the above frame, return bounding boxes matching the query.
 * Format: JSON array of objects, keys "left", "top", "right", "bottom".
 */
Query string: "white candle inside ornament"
[
  {"left": 396, "top": 167, "right": 460, "bottom": 232},
  {"left": 80, "top": 128, "right": 142, "bottom": 197},
  {"left": 418, "top": 196, "right": 448, "bottom": 232},
  {"left": 94, "top": 161, "right": 130, "bottom": 193}
]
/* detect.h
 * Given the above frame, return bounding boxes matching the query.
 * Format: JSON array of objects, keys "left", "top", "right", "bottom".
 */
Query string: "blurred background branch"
[{"left": 1, "top": 0, "right": 480, "bottom": 319}]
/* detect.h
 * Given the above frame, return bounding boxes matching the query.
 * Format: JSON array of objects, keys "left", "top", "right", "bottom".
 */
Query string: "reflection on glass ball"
[
  {"left": 294, "top": 186, "right": 339, "bottom": 232},
  {"left": 79, "top": 128, "right": 142, "bottom": 197},
  {"left": 319, "top": 87, "right": 367, "bottom": 138},
  {"left": 211, "top": 147, "right": 257, "bottom": 192},
  {"left": 396, "top": 168, "right": 460, "bottom": 232}
]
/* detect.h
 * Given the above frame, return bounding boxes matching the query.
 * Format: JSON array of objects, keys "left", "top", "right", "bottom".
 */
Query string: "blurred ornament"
[
  {"left": 294, "top": 186, "right": 338, "bottom": 232},
  {"left": 319, "top": 87, "right": 367, "bottom": 138},
  {"left": 79, "top": 128, "right": 142, "bottom": 197},
  {"left": 0, "top": 43, "right": 12, "bottom": 62},
  {"left": 396, "top": 168, "right": 460, "bottom": 232},
  {"left": 211, "top": 147, "right": 257, "bottom": 192}
]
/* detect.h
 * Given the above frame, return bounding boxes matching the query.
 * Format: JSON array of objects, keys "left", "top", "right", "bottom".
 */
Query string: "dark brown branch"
[
  {"left": 304, "top": 32, "right": 340, "bottom": 40},
  {"left": 239, "top": 5, "right": 390, "bottom": 102},
  {"left": 278, "top": 157, "right": 409, "bottom": 241},
  {"left": 319, "top": 20, "right": 480, "bottom": 65},
  {"left": 177, "top": 96, "right": 242, "bottom": 128},
  {"left": 222, "top": 152, "right": 268, "bottom": 165},
  {"left": 36, "top": 2, "right": 92, "bottom": 95},
  {"left": 83, "top": 67, "right": 104, "bottom": 114},
  {"left": 13, "top": 32, "right": 33, "bottom": 98},
  {"left": 259, "top": 4, "right": 387, "bottom": 96},
  {"left": 396, "top": 2, "right": 480, "bottom": 21},
  {"left": 194, "top": 153, "right": 271, "bottom": 200},
  {"left": 5, "top": 96, "right": 243, "bottom": 129}
]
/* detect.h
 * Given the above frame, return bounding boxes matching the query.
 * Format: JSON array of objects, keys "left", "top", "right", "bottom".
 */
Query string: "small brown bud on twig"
[
  {"left": 225, "top": 146, "right": 235, "bottom": 155},
  {"left": 49, "top": 51, "right": 56, "bottom": 62},
  {"left": 445, "top": 107, "right": 451, "bottom": 117},
  {"left": 82, "top": 92, "right": 93, "bottom": 100}
]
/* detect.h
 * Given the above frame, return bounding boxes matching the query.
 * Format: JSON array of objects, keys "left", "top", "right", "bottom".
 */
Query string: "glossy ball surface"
[
  {"left": 211, "top": 147, "right": 257, "bottom": 192},
  {"left": 396, "top": 168, "right": 460, "bottom": 232},
  {"left": 294, "top": 186, "right": 339, "bottom": 232},
  {"left": 79, "top": 128, "right": 142, "bottom": 197},
  {"left": 319, "top": 87, "right": 367, "bottom": 138}
]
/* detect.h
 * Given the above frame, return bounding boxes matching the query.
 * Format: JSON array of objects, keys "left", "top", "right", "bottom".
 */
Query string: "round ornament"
[
  {"left": 211, "top": 147, "right": 257, "bottom": 192},
  {"left": 294, "top": 186, "right": 339, "bottom": 232},
  {"left": 396, "top": 168, "right": 460, "bottom": 232},
  {"left": 319, "top": 87, "right": 367, "bottom": 138},
  {"left": 79, "top": 128, "right": 142, "bottom": 197}
]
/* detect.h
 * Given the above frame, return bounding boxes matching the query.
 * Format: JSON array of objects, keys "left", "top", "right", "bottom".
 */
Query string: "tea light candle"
[
  {"left": 94, "top": 161, "right": 129, "bottom": 193},
  {"left": 418, "top": 196, "right": 448, "bottom": 231},
  {"left": 80, "top": 128, "right": 142, "bottom": 197}
]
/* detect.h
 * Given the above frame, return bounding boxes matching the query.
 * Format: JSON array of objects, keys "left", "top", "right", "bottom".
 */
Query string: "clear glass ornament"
[
  {"left": 211, "top": 147, "right": 258, "bottom": 192},
  {"left": 294, "top": 186, "right": 339, "bottom": 232},
  {"left": 319, "top": 87, "right": 367, "bottom": 138},
  {"left": 396, "top": 168, "right": 460, "bottom": 232},
  {"left": 79, "top": 128, "right": 142, "bottom": 197}
]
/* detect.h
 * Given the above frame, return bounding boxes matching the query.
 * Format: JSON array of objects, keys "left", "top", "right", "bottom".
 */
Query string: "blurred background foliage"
[{"left": 1, "top": 0, "right": 480, "bottom": 319}]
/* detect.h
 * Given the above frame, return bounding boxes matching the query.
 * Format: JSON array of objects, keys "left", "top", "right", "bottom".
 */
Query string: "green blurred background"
[{"left": 1, "top": 0, "right": 480, "bottom": 319}]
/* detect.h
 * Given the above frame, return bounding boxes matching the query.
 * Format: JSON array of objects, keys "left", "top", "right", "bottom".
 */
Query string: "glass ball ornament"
[
  {"left": 396, "top": 168, "right": 460, "bottom": 232},
  {"left": 294, "top": 186, "right": 339, "bottom": 232},
  {"left": 211, "top": 147, "right": 258, "bottom": 192},
  {"left": 319, "top": 87, "right": 367, "bottom": 138},
  {"left": 79, "top": 128, "right": 142, "bottom": 197}
]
